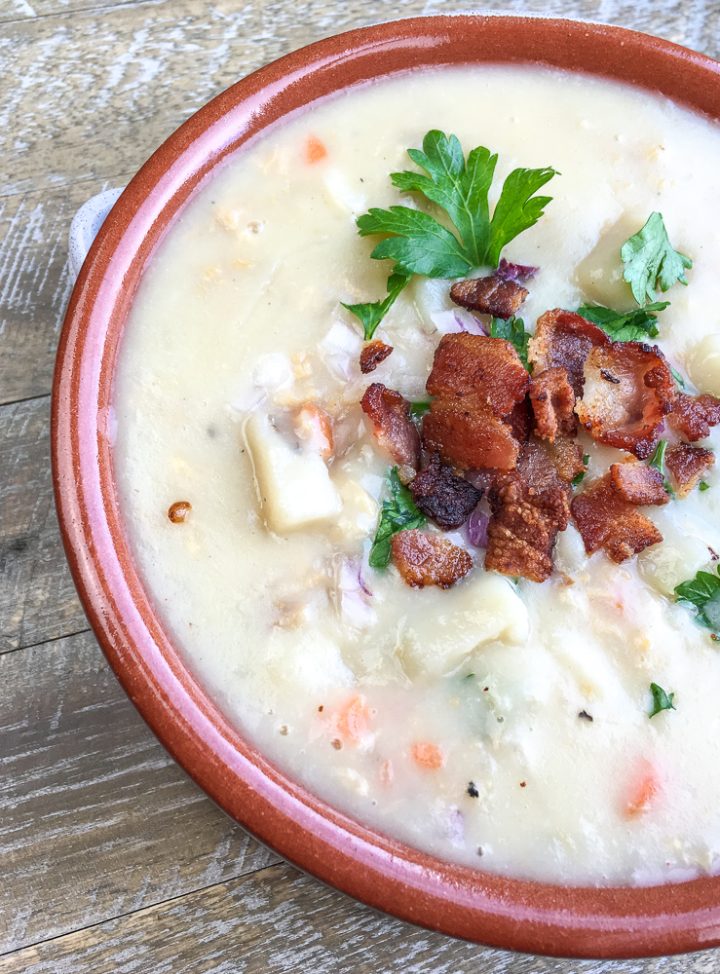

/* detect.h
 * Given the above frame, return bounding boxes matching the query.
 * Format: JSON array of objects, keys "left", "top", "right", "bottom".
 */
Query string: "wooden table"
[{"left": 2, "top": 1, "right": 719, "bottom": 970}]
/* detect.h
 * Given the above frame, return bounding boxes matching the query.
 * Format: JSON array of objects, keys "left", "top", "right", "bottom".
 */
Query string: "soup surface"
[{"left": 114, "top": 66, "right": 720, "bottom": 885}]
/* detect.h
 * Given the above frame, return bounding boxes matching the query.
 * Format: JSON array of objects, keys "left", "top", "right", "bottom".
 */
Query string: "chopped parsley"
[
  {"left": 409, "top": 399, "right": 432, "bottom": 418},
  {"left": 671, "top": 366, "right": 686, "bottom": 389},
  {"left": 341, "top": 267, "right": 411, "bottom": 340},
  {"left": 345, "top": 130, "right": 557, "bottom": 333},
  {"left": 571, "top": 455, "right": 591, "bottom": 488},
  {"left": 700, "top": 480, "right": 711, "bottom": 492},
  {"left": 675, "top": 565, "right": 720, "bottom": 634},
  {"left": 576, "top": 301, "right": 668, "bottom": 342},
  {"left": 649, "top": 682, "right": 676, "bottom": 718},
  {"left": 369, "top": 467, "right": 426, "bottom": 570},
  {"left": 490, "top": 315, "right": 530, "bottom": 369},
  {"left": 648, "top": 439, "right": 673, "bottom": 495},
  {"left": 621, "top": 212, "right": 692, "bottom": 306}
]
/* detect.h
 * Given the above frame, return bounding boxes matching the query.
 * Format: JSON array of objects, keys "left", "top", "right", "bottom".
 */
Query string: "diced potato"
[
  {"left": 244, "top": 412, "right": 342, "bottom": 533},
  {"left": 639, "top": 530, "right": 712, "bottom": 597},
  {"left": 574, "top": 212, "right": 645, "bottom": 310},
  {"left": 687, "top": 334, "right": 720, "bottom": 397},
  {"left": 398, "top": 573, "right": 529, "bottom": 677},
  {"left": 331, "top": 475, "right": 378, "bottom": 542},
  {"left": 266, "top": 628, "right": 355, "bottom": 694}
]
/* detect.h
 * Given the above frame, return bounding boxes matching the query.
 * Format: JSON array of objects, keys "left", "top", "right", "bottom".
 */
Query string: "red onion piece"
[
  {"left": 431, "top": 309, "right": 488, "bottom": 336},
  {"left": 496, "top": 258, "right": 538, "bottom": 284},
  {"left": 465, "top": 504, "right": 490, "bottom": 549}
]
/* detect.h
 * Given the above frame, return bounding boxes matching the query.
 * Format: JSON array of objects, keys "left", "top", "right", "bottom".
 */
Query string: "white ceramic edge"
[{"left": 68, "top": 187, "right": 125, "bottom": 283}]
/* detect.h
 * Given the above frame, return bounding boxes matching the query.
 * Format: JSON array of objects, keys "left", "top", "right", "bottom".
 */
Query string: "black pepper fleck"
[
  {"left": 578, "top": 710, "right": 594, "bottom": 722},
  {"left": 600, "top": 368, "right": 621, "bottom": 384},
  {"left": 519, "top": 781, "right": 527, "bottom": 788},
  {"left": 467, "top": 781, "right": 479, "bottom": 798},
  {"left": 331, "top": 738, "right": 342, "bottom": 750}
]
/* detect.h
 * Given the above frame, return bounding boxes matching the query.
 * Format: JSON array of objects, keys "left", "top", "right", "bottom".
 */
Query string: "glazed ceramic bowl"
[{"left": 52, "top": 16, "right": 720, "bottom": 958}]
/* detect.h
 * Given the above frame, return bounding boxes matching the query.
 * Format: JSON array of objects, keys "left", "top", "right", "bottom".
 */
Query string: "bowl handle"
[{"left": 68, "top": 187, "right": 125, "bottom": 282}]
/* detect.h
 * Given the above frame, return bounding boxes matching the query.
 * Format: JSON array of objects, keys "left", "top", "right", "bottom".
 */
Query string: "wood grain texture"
[
  {"left": 0, "top": 630, "right": 279, "bottom": 953},
  {"left": 0, "top": 396, "right": 87, "bottom": 653},
  {"left": 2, "top": 0, "right": 720, "bottom": 971}
]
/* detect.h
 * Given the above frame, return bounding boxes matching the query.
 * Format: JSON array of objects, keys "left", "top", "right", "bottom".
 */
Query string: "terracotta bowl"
[{"left": 52, "top": 15, "right": 720, "bottom": 958}]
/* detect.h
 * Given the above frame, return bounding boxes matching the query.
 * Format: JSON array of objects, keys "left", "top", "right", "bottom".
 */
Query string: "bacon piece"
[
  {"left": 450, "top": 275, "right": 528, "bottom": 319},
  {"left": 528, "top": 309, "right": 610, "bottom": 396},
  {"left": 423, "top": 395, "right": 520, "bottom": 471},
  {"left": 426, "top": 333, "right": 529, "bottom": 415},
  {"left": 485, "top": 440, "right": 571, "bottom": 583},
  {"left": 571, "top": 474, "right": 663, "bottom": 563},
  {"left": 665, "top": 444, "right": 715, "bottom": 497},
  {"left": 609, "top": 461, "right": 669, "bottom": 506},
  {"left": 391, "top": 529, "right": 473, "bottom": 588},
  {"left": 548, "top": 436, "right": 586, "bottom": 483},
  {"left": 507, "top": 397, "right": 532, "bottom": 444},
  {"left": 668, "top": 392, "right": 720, "bottom": 441},
  {"left": 360, "top": 382, "right": 420, "bottom": 469},
  {"left": 529, "top": 367, "right": 576, "bottom": 441},
  {"left": 575, "top": 342, "right": 676, "bottom": 459},
  {"left": 360, "top": 339, "right": 393, "bottom": 374},
  {"left": 408, "top": 454, "right": 482, "bottom": 529}
]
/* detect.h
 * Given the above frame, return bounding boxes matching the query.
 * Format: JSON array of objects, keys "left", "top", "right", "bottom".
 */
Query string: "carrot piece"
[
  {"left": 305, "top": 135, "right": 328, "bottom": 164},
  {"left": 293, "top": 403, "right": 334, "bottom": 459},
  {"left": 411, "top": 742, "right": 445, "bottom": 770},
  {"left": 625, "top": 761, "right": 661, "bottom": 817},
  {"left": 336, "top": 694, "right": 370, "bottom": 744}
]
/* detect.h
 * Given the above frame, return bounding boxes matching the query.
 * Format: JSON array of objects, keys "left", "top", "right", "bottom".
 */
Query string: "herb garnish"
[
  {"left": 648, "top": 439, "right": 673, "bottom": 495},
  {"left": 675, "top": 565, "right": 720, "bottom": 634},
  {"left": 700, "top": 480, "right": 711, "bottom": 492},
  {"left": 671, "top": 366, "right": 686, "bottom": 389},
  {"left": 341, "top": 267, "right": 411, "bottom": 341},
  {"left": 649, "top": 682, "right": 676, "bottom": 718},
  {"left": 621, "top": 212, "right": 692, "bottom": 306},
  {"left": 571, "top": 455, "right": 591, "bottom": 488},
  {"left": 369, "top": 467, "right": 426, "bottom": 569},
  {"left": 345, "top": 130, "right": 557, "bottom": 334},
  {"left": 490, "top": 316, "right": 530, "bottom": 369},
  {"left": 409, "top": 399, "right": 432, "bottom": 418},
  {"left": 577, "top": 301, "right": 668, "bottom": 342}
]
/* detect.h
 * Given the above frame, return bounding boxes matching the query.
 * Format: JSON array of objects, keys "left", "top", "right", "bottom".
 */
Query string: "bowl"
[{"left": 52, "top": 15, "right": 720, "bottom": 958}]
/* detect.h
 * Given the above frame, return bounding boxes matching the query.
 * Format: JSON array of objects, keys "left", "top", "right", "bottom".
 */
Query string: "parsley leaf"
[
  {"left": 571, "top": 454, "right": 591, "bottom": 487},
  {"left": 490, "top": 316, "right": 530, "bottom": 369},
  {"left": 577, "top": 301, "right": 669, "bottom": 342},
  {"left": 675, "top": 565, "right": 720, "bottom": 633},
  {"left": 347, "top": 131, "right": 558, "bottom": 333},
  {"left": 621, "top": 212, "right": 692, "bottom": 306},
  {"left": 648, "top": 439, "right": 673, "bottom": 495},
  {"left": 671, "top": 366, "right": 686, "bottom": 389},
  {"left": 342, "top": 267, "right": 411, "bottom": 340},
  {"left": 700, "top": 480, "right": 711, "bottom": 492},
  {"left": 369, "top": 467, "right": 426, "bottom": 570},
  {"left": 409, "top": 399, "right": 432, "bottom": 417},
  {"left": 649, "top": 682, "right": 676, "bottom": 718}
]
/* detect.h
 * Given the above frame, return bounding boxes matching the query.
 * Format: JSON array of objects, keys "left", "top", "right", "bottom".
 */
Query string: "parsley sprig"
[
  {"left": 369, "top": 467, "right": 426, "bottom": 570},
  {"left": 489, "top": 316, "right": 530, "bottom": 369},
  {"left": 621, "top": 212, "right": 692, "bottom": 306},
  {"left": 577, "top": 301, "right": 669, "bottom": 342},
  {"left": 675, "top": 565, "right": 720, "bottom": 634},
  {"left": 344, "top": 130, "right": 557, "bottom": 338},
  {"left": 649, "top": 682, "right": 676, "bottom": 718},
  {"left": 648, "top": 439, "right": 673, "bottom": 495}
]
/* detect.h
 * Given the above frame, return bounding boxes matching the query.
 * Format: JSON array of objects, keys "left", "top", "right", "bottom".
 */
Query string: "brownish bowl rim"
[{"left": 52, "top": 14, "right": 720, "bottom": 958}]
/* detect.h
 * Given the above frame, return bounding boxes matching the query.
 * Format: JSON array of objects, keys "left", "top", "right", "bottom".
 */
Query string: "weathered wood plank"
[
  {"left": 0, "top": 629, "right": 279, "bottom": 954},
  {"left": 4, "top": 860, "right": 720, "bottom": 974},
  {"left": 1, "top": 0, "right": 717, "bottom": 200},
  {"left": 0, "top": 396, "right": 88, "bottom": 652},
  {"left": 0, "top": 0, "right": 151, "bottom": 25}
]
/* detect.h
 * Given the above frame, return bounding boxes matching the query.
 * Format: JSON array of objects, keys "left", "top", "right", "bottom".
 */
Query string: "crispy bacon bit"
[
  {"left": 450, "top": 275, "right": 528, "bottom": 319},
  {"left": 426, "top": 333, "right": 529, "bottom": 415},
  {"left": 669, "top": 392, "right": 720, "bottom": 442},
  {"left": 361, "top": 382, "right": 420, "bottom": 469},
  {"left": 408, "top": 455, "right": 482, "bottom": 529},
  {"left": 571, "top": 474, "right": 663, "bottom": 563},
  {"left": 548, "top": 435, "right": 586, "bottom": 483},
  {"left": 423, "top": 395, "right": 520, "bottom": 471},
  {"left": 665, "top": 444, "right": 715, "bottom": 497},
  {"left": 391, "top": 529, "right": 473, "bottom": 588},
  {"left": 485, "top": 440, "right": 571, "bottom": 583},
  {"left": 168, "top": 500, "right": 191, "bottom": 523},
  {"left": 575, "top": 342, "right": 676, "bottom": 459},
  {"left": 529, "top": 367, "right": 576, "bottom": 442},
  {"left": 360, "top": 339, "right": 393, "bottom": 374},
  {"left": 609, "top": 461, "right": 669, "bottom": 506},
  {"left": 507, "top": 398, "right": 532, "bottom": 444},
  {"left": 528, "top": 309, "right": 610, "bottom": 396}
]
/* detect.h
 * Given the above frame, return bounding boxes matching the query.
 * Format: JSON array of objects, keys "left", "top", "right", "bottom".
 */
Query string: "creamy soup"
[{"left": 113, "top": 66, "right": 720, "bottom": 886}]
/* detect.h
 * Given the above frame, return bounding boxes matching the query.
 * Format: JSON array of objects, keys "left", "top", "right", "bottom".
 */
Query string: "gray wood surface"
[{"left": 2, "top": 0, "right": 719, "bottom": 970}]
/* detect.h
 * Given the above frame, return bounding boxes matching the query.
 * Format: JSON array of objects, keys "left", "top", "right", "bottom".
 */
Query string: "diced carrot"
[
  {"left": 293, "top": 403, "right": 334, "bottom": 459},
  {"left": 305, "top": 135, "right": 328, "bottom": 164},
  {"left": 624, "top": 761, "right": 661, "bottom": 817},
  {"left": 411, "top": 742, "right": 445, "bottom": 770},
  {"left": 336, "top": 694, "right": 371, "bottom": 744}
]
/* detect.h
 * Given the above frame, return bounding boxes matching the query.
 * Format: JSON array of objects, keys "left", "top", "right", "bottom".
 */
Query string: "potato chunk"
[{"left": 244, "top": 412, "right": 341, "bottom": 533}]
